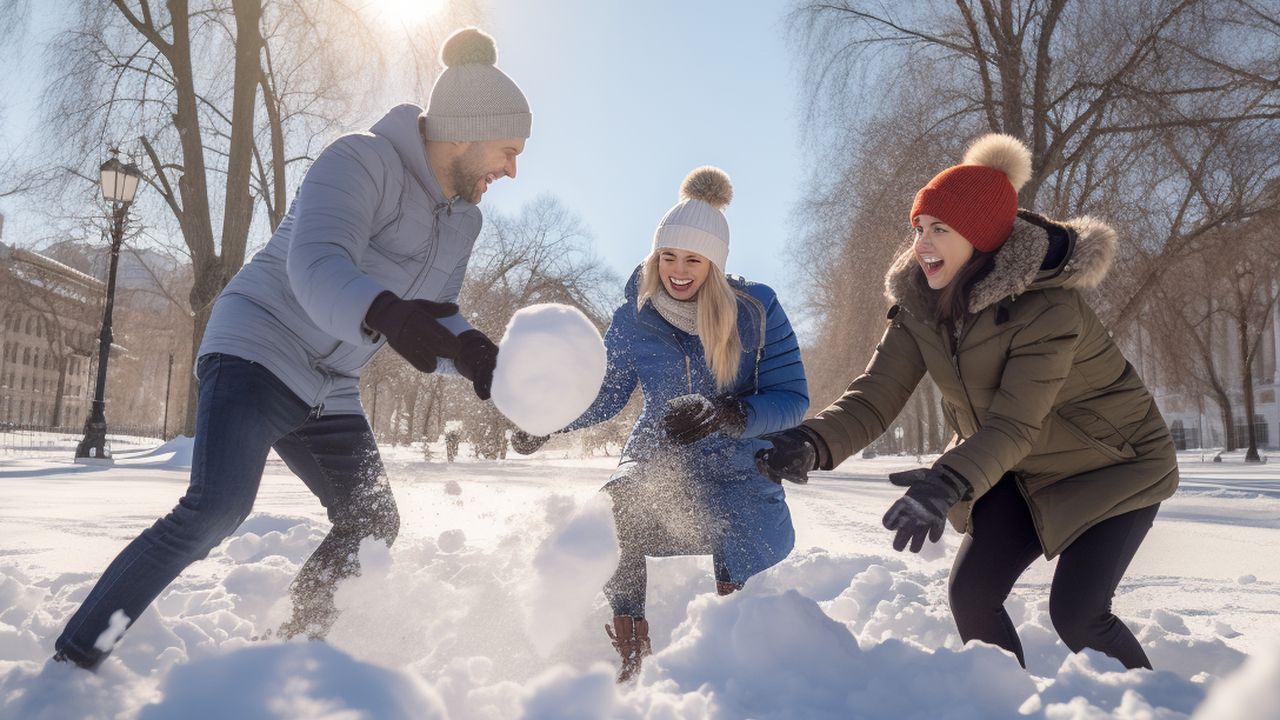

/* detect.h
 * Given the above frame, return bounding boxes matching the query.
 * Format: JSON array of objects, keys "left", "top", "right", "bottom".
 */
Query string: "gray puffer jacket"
[{"left": 199, "top": 103, "right": 480, "bottom": 415}]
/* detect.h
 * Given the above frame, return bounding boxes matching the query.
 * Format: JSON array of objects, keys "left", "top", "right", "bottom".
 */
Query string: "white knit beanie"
[
  {"left": 424, "top": 28, "right": 531, "bottom": 142},
  {"left": 653, "top": 167, "right": 733, "bottom": 270}
]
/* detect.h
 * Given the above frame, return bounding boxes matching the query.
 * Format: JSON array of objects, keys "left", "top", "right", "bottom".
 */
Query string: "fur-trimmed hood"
[{"left": 885, "top": 210, "right": 1117, "bottom": 319}]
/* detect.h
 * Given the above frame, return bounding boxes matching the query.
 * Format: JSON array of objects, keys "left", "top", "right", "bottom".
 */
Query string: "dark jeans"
[
  {"left": 55, "top": 354, "right": 398, "bottom": 667},
  {"left": 603, "top": 461, "right": 730, "bottom": 618},
  {"left": 948, "top": 474, "right": 1159, "bottom": 669}
]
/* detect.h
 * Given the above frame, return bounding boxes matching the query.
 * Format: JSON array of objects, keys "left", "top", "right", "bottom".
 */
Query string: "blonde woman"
[{"left": 514, "top": 167, "right": 808, "bottom": 682}]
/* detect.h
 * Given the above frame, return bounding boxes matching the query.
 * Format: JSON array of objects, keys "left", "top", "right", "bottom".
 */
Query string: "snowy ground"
[{"left": 0, "top": 435, "right": 1277, "bottom": 719}]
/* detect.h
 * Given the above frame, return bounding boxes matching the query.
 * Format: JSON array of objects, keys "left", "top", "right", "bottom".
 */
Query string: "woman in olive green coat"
[{"left": 759, "top": 134, "right": 1178, "bottom": 670}]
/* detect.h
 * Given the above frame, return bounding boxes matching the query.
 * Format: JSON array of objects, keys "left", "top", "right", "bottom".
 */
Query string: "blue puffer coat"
[{"left": 564, "top": 267, "right": 809, "bottom": 582}]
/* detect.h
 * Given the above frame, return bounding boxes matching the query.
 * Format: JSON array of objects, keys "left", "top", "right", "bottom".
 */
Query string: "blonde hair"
[{"left": 638, "top": 251, "right": 743, "bottom": 390}]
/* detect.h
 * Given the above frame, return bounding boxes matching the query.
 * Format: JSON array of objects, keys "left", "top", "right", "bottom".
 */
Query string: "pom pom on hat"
[
  {"left": 653, "top": 166, "right": 733, "bottom": 269},
  {"left": 441, "top": 28, "right": 498, "bottom": 67},
  {"left": 680, "top": 166, "right": 733, "bottom": 210},
  {"left": 425, "top": 28, "right": 530, "bottom": 142},
  {"left": 962, "top": 133, "right": 1032, "bottom": 192}
]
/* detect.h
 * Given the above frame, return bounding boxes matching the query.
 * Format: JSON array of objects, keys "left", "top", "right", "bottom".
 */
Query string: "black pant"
[{"left": 948, "top": 475, "right": 1159, "bottom": 669}]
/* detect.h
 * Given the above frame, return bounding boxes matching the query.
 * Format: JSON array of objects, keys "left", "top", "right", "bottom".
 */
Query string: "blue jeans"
[{"left": 55, "top": 353, "right": 399, "bottom": 667}]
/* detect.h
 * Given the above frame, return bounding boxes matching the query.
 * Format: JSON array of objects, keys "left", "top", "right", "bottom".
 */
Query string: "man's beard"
[{"left": 448, "top": 149, "right": 487, "bottom": 204}]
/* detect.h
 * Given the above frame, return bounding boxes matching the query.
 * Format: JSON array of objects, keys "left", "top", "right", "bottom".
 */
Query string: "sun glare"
[{"left": 366, "top": 0, "right": 447, "bottom": 28}]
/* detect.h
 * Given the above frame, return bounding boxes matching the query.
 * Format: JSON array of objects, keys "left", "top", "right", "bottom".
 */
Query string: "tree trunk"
[
  {"left": 1238, "top": 313, "right": 1262, "bottom": 462},
  {"left": 51, "top": 353, "right": 68, "bottom": 426},
  {"left": 1217, "top": 394, "right": 1237, "bottom": 452}
]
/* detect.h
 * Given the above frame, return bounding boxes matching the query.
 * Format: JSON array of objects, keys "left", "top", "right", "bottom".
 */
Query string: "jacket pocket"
[{"left": 1056, "top": 405, "right": 1138, "bottom": 462}]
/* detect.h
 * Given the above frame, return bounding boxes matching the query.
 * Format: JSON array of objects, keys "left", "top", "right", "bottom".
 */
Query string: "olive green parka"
[{"left": 804, "top": 211, "right": 1178, "bottom": 558}]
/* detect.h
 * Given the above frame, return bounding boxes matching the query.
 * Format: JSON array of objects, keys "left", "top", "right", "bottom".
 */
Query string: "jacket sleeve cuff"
[
  {"left": 799, "top": 424, "right": 834, "bottom": 471},
  {"left": 934, "top": 451, "right": 993, "bottom": 499},
  {"left": 438, "top": 311, "right": 475, "bottom": 336}
]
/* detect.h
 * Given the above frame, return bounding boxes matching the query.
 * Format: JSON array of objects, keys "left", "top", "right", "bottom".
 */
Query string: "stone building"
[{"left": 0, "top": 240, "right": 103, "bottom": 427}]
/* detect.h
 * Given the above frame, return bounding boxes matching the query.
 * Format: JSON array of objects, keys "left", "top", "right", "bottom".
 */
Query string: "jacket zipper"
[{"left": 944, "top": 323, "right": 979, "bottom": 426}]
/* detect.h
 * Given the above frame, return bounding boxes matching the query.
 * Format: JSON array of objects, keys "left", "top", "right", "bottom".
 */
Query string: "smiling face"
[
  {"left": 912, "top": 214, "right": 975, "bottom": 290},
  {"left": 657, "top": 249, "right": 713, "bottom": 301},
  {"left": 447, "top": 137, "right": 525, "bottom": 204}
]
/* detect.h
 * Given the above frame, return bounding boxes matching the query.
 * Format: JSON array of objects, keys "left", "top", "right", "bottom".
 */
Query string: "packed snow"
[
  {"left": 491, "top": 303, "right": 607, "bottom": 435},
  {"left": 0, "top": 435, "right": 1278, "bottom": 719}
]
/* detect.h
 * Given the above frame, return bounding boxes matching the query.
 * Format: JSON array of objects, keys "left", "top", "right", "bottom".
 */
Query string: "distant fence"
[{"left": 0, "top": 423, "right": 166, "bottom": 457}]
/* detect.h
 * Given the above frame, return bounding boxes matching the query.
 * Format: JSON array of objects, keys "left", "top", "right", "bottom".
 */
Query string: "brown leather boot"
[
  {"left": 605, "top": 615, "right": 651, "bottom": 683},
  {"left": 716, "top": 580, "right": 743, "bottom": 596}
]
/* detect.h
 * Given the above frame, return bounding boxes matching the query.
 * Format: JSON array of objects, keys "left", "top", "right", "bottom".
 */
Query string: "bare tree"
[
  {"left": 38, "top": 0, "right": 480, "bottom": 434},
  {"left": 787, "top": 0, "right": 1280, "bottom": 444}
]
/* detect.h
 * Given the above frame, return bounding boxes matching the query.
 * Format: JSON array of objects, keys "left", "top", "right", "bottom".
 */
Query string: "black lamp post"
[{"left": 75, "top": 152, "right": 142, "bottom": 463}]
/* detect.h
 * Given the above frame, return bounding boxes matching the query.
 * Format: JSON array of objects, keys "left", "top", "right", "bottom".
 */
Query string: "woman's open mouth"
[
  {"left": 920, "top": 255, "right": 944, "bottom": 277},
  {"left": 669, "top": 277, "right": 693, "bottom": 289}
]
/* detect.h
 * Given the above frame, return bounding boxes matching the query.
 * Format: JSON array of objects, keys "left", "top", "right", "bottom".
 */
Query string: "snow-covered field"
[{"left": 1, "top": 435, "right": 1277, "bottom": 719}]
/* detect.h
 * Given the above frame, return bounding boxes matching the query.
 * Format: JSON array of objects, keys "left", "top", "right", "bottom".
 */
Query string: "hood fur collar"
[{"left": 885, "top": 210, "right": 1117, "bottom": 319}]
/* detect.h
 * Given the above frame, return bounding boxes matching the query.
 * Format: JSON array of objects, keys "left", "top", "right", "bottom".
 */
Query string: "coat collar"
[
  {"left": 369, "top": 103, "right": 477, "bottom": 216},
  {"left": 884, "top": 210, "right": 1118, "bottom": 320}
]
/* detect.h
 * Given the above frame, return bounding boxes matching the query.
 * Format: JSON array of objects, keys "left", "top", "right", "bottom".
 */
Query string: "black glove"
[
  {"left": 364, "top": 291, "right": 461, "bottom": 373},
  {"left": 455, "top": 329, "right": 499, "bottom": 400},
  {"left": 510, "top": 430, "right": 549, "bottom": 455},
  {"left": 662, "top": 394, "right": 748, "bottom": 445},
  {"left": 755, "top": 427, "right": 821, "bottom": 484},
  {"left": 881, "top": 466, "right": 971, "bottom": 553}
]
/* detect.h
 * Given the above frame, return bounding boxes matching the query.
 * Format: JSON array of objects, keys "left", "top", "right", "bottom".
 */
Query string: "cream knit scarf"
[{"left": 649, "top": 290, "right": 699, "bottom": 336}]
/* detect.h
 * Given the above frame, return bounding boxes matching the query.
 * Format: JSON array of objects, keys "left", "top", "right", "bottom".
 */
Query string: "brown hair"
[{"left": 932, "top": 249, "right": 996, "bottom": 327}]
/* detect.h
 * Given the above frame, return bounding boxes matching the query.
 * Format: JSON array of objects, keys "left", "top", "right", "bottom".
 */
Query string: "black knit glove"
[
  {"left": 455, "top": 329, "right": 499, "bottom": 400},
  {"left": 364, "top": 291, "right": 461, "bottom": 373},
  {"left": 662, "top": 394, "right": 748, "bottom": 445},
  {"left": 511, "top": 430, "right": 549, "bottom": 455},
  {"left": 882, "top": 466, "right": 971, "bottom": 553},
  {"left": 755, "top": 427, "right": 823, "bottom": 484}
]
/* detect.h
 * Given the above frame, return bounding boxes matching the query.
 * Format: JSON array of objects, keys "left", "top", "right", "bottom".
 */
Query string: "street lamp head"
[{"left": 99, "top": 156, "right": 143, "bottom": 204}]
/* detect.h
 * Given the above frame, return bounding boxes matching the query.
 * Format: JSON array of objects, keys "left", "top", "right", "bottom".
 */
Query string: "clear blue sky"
[
  {"left": 0, "top": 1, "right": 809, "bottom": 299},
  {"left": 481, "top": 0, "right": 807, "bottom": 294}
]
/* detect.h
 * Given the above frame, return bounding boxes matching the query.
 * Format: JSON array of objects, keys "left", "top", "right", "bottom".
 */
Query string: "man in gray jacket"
[{"left": 54, "top": 27, "right": 529, "bottom": 668}]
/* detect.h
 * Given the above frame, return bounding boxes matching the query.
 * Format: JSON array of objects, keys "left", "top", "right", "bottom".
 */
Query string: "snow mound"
[
  {"left": 491, "top": 303, "right": 606, "bottom": 435},
  {"left": 122, "top": 435, "right": 195, "bottom": 468},
  {"left": 520, "top": 494, "right": 620, "bottom": 653},
  {"left": 136, "top": 642, "right": 446, "bottom": 719},
  {"left": 1192, "top": 642, "right": 1280, "bottom": 719}
]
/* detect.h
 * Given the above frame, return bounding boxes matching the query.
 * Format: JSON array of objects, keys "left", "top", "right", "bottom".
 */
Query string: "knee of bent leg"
[
  {"left": 169, "top": 494, "right": 253, "bottom": 556},
  {"left": 948, "top": 577, "right": 1004, "bottom": 628},
  {"left": 1049, "top": 592, "right": 1099, "bottom": 652},
  {"left": 346, "top": 482, "right": 400, "bottom": 546}
]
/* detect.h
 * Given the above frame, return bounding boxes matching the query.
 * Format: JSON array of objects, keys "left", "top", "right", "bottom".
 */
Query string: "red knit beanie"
[{"left": 910, "top": 134, "right": 1033, "bottom": 253}]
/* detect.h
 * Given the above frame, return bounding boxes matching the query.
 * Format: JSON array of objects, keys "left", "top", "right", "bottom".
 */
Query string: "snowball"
[
  {"left": 491, "top": 303, "right": 606, "bottom": 435},
  {"left": 437, "top": 529, "right": 466, "bottom": 553}
]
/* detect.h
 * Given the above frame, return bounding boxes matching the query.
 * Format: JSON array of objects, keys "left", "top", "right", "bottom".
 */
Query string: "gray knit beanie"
[
  {"left": 424, "top": 28, "right": 531, "bottom": 142},
  {"left": 653, "top": 167, "right": 733, "bottom": 270}
]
